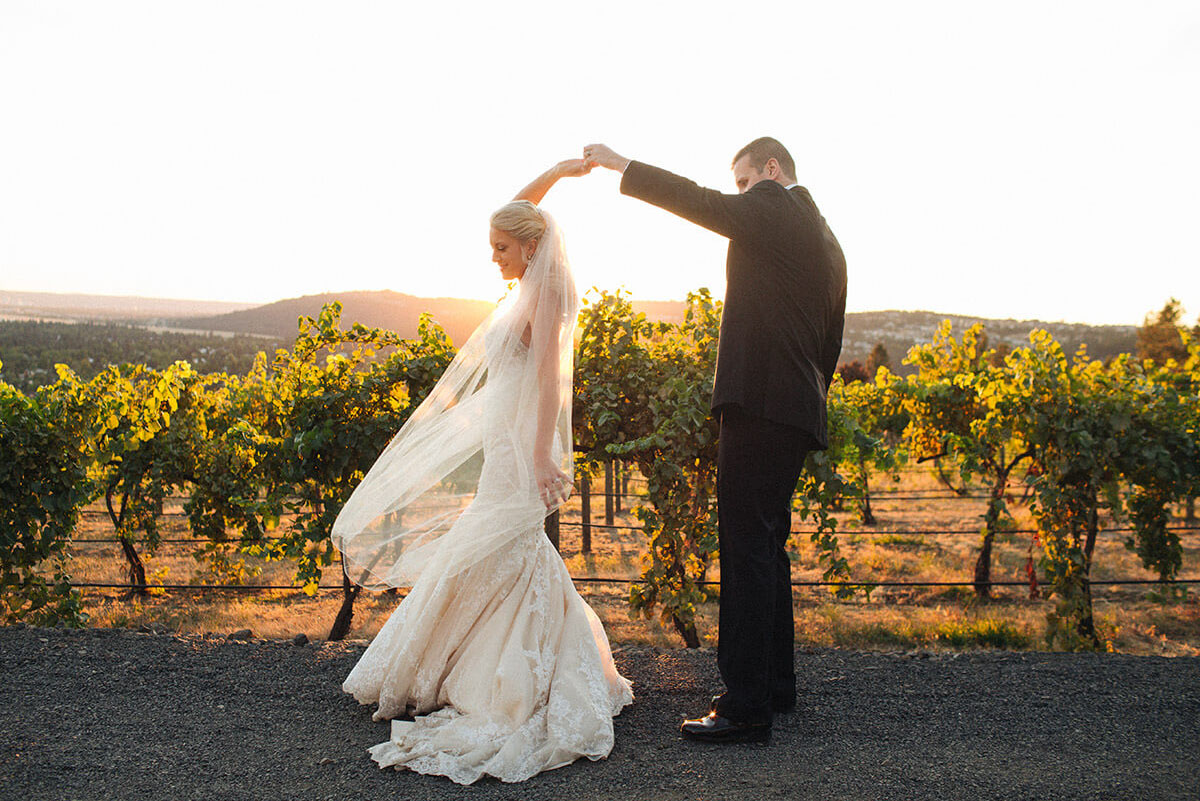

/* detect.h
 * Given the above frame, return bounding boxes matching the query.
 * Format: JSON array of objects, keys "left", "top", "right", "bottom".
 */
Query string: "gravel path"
[{"left": 1, "top": 625, "right": 1197, "bottom": 801}]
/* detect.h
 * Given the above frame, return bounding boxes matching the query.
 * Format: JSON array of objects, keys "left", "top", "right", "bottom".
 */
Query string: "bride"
[{"left": 331, "top": 159, "right": 633, "bottom": 785}]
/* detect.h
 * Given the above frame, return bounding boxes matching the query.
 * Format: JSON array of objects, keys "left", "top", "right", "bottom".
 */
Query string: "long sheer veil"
[{"left": 332, "top": 209, "right": 578, "bottom": 590}]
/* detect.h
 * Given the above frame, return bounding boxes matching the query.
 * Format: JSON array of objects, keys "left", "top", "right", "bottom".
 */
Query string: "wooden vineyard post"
[
  {"left": 605, "top": 460, "right": 615, "bottom": 526},
  {"left": 613, "top": 462, "right": 622, "bottom": 514},
  {"left": 581, "top": 472, "right": 592, "bottom": 554}
]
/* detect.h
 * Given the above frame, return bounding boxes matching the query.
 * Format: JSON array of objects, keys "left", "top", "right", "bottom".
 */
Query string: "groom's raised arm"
[
  {"left": 582, "top": 145, "right": 767, "bottom": 242},
  {"left": 618, "top": 161, "right": 768, "bottom": 242}
]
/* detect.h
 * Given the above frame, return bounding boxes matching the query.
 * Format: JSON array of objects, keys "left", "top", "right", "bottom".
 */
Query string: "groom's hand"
[{"left": 583, "top": 144, "right": 630, "bottom": 173}]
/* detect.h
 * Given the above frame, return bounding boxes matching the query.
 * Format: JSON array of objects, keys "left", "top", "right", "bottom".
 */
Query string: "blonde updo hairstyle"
[{"left": 490, "top": 200, "right": 547, "bottom": 253}]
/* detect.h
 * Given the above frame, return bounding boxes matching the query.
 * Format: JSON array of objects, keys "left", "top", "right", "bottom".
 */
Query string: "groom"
[{"left": 585, "top": 138, "right": 846, "bottom": 743}]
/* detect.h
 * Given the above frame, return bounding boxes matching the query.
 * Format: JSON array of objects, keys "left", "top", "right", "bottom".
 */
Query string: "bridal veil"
[{"left": 331, "top": 207, "right": 579, "bottom": 589}]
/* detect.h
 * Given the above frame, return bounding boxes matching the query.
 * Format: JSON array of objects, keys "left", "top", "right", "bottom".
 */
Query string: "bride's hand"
[
  {"left": 554, "top": 158, "right": 592, "bottom": 178},
  {"left": 535, "top": 453, "right": 573, "bottom": 510}
]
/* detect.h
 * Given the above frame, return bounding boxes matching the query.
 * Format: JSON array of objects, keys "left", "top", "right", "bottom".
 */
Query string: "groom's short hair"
[{"left": 732, "top": 137, "right": 796, "bottom": 182}]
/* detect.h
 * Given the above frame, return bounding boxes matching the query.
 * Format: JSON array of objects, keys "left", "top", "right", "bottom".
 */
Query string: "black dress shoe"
[{"left": 680, "top": 712, "right": 771, "bottom": 744}]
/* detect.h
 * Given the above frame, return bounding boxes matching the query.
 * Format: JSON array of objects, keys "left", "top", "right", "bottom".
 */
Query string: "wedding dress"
[{"left": 332, "top": 208, "right": 633, "bottom": 784}]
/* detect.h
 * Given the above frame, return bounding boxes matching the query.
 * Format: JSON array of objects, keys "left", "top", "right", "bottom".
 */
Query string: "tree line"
[
  {"left": 2, "top": 295, "right": 1197, "bottom": 650},
  {"left": 0, "top": 320, "right": 279, "bottom": 394}
]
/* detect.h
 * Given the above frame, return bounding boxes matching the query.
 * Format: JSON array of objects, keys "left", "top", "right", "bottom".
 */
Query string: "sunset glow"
[{"left": 1, "top": 1, "right": 1197, "bottom": 325}]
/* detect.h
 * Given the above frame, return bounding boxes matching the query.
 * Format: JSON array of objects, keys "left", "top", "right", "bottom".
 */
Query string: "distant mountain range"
[
  {"left": 0, "top": 289, "right": 255, "bottom": 322},
  {"left": 169, "top": 291, "right": 1136, "bottom": 369},
  {"left": 838, "top": 310, "right": 1136, "bottom": 371},
  {"left": 1, "top": 288, "right": 1138, "bottom": 372}
]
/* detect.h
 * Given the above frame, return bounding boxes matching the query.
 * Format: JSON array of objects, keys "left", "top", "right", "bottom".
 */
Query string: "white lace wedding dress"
[{"left": 340, "top": 305, "right": 633, "bottom": 785}]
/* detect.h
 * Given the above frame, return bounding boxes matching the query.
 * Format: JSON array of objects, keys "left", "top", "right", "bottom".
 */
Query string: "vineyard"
[{"left": 2, "top": 292, "right": 1198, "bottom": 652}]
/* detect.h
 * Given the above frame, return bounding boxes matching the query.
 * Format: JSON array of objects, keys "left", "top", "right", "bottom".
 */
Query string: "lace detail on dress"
[{"left": 342, "top": 526, "right": 633, "bottom": 784}]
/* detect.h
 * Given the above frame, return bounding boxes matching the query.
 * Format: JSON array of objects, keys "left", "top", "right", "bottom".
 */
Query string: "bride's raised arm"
[{"left": 514, "top": 159, "right": 592, "bottom": 204}]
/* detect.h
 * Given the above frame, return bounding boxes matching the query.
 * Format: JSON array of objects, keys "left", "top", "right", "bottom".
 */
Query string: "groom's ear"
[{"left": 764, "top": 157, "right": 781, "bottom": 180}]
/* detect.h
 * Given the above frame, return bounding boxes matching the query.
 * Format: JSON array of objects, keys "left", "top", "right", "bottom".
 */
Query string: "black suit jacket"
[{"left": 621, "top": 161, "right": 847, "bottom": 448}]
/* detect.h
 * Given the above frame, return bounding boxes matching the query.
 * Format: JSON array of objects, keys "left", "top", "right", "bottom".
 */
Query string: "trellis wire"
[
  {"left": 77, "top": 484, "right": 1191, "bottom": 510},
  {"left": 69, "top": 576, "right": 1200, "bottom": 592},
  {"left": 67, "top": 523, "right": 1200, "bottom": 545}
]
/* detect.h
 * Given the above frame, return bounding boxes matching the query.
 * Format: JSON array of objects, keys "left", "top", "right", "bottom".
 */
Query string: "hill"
[
  {"left": 173, "top": 291, "right": 1137, "bottom": 371},
  {"left": 5, "top": 288, "right": 1137, "bottom": 373},
  {"left": 173, "top": 291, "right": 723, "bottom": 350},
  {"left": 175, "top": 290, "right": 498, "bottom": 348},
  {"left": 601, "top": 303, "right": 1136, "bottom": 371},
  {"left": 839, "top": 310, "right": 1136, "bottom": 373}
]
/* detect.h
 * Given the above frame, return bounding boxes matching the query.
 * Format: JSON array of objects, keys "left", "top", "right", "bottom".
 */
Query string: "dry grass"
[{"left": 65, "top": 467, "right": 1200, "bottom": 655}]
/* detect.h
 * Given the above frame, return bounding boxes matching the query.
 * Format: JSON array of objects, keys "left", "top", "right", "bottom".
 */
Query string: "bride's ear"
[{"left": 524, "top": 239, "right": 539, "bottom": 262}]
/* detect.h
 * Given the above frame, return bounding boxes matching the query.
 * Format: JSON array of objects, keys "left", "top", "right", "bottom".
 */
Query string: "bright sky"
[{"left": 2, "top": 1, "right": 1198, "bottom": 325}]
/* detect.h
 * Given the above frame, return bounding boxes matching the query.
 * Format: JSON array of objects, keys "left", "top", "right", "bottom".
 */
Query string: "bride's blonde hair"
[{"left": 490, "top": 200, "right": 546, "bottom": 243}]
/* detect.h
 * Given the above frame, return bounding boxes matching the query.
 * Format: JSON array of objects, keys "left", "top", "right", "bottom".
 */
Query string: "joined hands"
[{"left": 582, "top": 144, "right": 630, "bottom": 173}]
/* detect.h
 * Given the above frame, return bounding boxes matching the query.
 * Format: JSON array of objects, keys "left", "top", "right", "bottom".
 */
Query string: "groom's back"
[{"left": 712, "top": 180, "right": 846, "bottom": 446}]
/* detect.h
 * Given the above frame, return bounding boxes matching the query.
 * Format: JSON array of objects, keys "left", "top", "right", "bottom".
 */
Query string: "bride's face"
[{"left": 490, "top": 228, "right": 529, "bottom": 281}]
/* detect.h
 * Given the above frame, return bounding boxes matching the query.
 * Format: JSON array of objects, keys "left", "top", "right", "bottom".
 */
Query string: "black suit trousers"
[{"left": 713, "top": 404, "right": 808, "bottom": 724}]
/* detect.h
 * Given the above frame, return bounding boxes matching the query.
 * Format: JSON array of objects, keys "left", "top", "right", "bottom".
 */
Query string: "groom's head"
[{"left": 731, "top": 137, "right": 796, "bottom": 193}]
